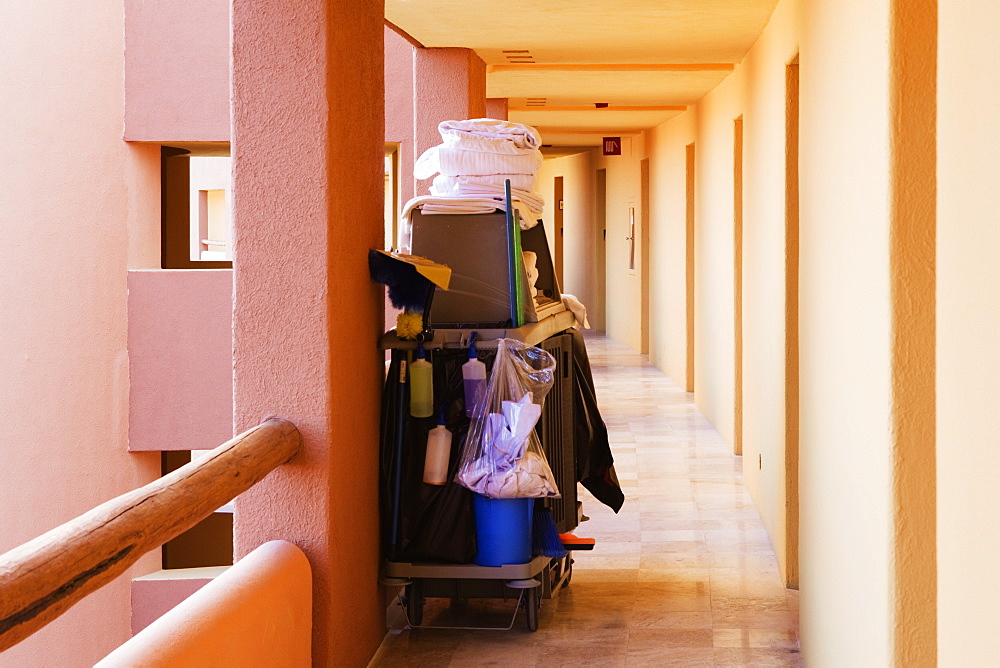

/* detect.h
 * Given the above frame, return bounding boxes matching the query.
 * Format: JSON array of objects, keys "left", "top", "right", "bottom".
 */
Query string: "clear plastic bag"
[{"left": 455, "top": 338, "right": 561, "bottom": 499}]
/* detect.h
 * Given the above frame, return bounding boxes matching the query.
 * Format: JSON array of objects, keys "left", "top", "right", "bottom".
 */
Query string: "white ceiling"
[{"left": 386, "top": 0, "right": 779, "bottom": 146}]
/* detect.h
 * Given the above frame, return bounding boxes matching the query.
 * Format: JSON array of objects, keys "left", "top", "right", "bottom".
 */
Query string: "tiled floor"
[{"left": 370, "top": 334, "right": 802, "bottom": 667}]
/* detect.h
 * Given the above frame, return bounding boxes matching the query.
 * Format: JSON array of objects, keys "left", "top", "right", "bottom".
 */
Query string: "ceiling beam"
[
  {"left": 536, "top": 129, "right": 644, "bottom": 136},
  {"left": 491, "top": 63, "right": 735, "bottom": 73},
  {"left": 511, "top": 105, "right": 686, "bottom": 112},
  {"left": 384, "top": 19, "right": 425, "bottom": 49}
]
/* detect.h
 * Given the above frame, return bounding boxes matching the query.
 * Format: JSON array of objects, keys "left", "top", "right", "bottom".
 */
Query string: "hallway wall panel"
[
  {"left": 798, "top": 0, "right": 895, "bottom": 663},
  {"left": 536, "top": 151, "right": 598, "bottom": 322},
  {"left": 691, "top": 73, "right": 742, "bottom": 449},
  {"left": 937, "top": 0, "right": 1000, "bottom": 663},
  {"left": 647, "top": 114, "right": 697, "bottom": 387},
  {"left": 736, "top": 0, "right": 800, "bottom": 587},
  {"left": 597, "top": 136, "right": 646, "bottom": 351}
]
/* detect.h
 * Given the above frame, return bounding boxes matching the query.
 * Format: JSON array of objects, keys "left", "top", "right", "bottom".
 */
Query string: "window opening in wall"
[
  {"left": 385, "top": 143, "right": 400, "bottom": 250},
  {"left": 161, "top": 144, "right": 232, "bottom": 269},
  {"left": 198, "top": 189, "right": 228, "bottom": 259},
  {"left": 160, "top": 450, "right": 233, "bottom": 569},
  {"left": 190, "top": 155, "right": 232, "bottom": 261}
]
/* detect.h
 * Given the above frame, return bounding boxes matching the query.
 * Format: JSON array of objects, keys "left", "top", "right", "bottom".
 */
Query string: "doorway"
[
  {"left": 640, "top": 159, "right": 651, "bottom": 355},
  {"left": 785, "top": 59, "right": 800, "bottom": 588},
  {"left": 734, "top": 118, "right": 744, "bottom": 457},
  {"left": 595, "top": 169, "right": 607, "bottom": 331},
  {"left": 554, "top": 176, "right": 564, "bottom": 288},
  {"left": 685, "top": 143, "right": 696, "bottom": 393}
]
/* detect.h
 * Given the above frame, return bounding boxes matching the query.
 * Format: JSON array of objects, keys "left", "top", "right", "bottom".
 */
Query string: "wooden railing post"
[{"left": 0, "top": 417, "right": 301, "bottom": 652}]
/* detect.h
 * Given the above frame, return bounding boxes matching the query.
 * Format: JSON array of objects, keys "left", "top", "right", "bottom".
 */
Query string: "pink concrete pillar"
[
  {"left": 231, "top": 0, "right": 385, "bottom": 665},
  {"left": 486, "top": 98, "right": 509, "bottom": 121},
  {"left": 385, "top": 26, "right": 416, "bottom": 204},
  {"left": 413, "top": 47, "right": 487, "bottom": 195}
]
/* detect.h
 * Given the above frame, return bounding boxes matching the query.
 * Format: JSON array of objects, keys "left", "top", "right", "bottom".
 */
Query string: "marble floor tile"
[{"left": 371, "top": 334, "right": 799, "bottom": 666}]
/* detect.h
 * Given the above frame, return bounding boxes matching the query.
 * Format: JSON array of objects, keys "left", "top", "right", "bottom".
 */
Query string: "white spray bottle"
[
  {"left": 462, "top": 332, "right": 487, "bottom": 418},
  {"left": 423, "top": 407, "right": 452, "bottom": 485}
]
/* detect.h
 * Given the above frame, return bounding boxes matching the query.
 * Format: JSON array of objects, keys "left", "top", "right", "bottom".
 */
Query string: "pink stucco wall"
[
  {"left": 98, "top": 541, "right": 311, "bottom": 667},
  {"left": 130, "top": 567, "right": 226, "bottom": 635},
  {"left": 385, "top": 26, "right": 416, "bottom": 202},
  {"left": 124, "top": 0, "right": 230, "bottom": 142},
  {"left": 385, "top": 39, "right": 488, "bottom": 201},
  {"left": 413, "top": 48, "right": 488, "bottom": 195},
  {"left": 0, "top": 1, "right": 161, "bottom": 665},
  {"left": 231, "top": 0, "right": 385, "bottom": 664},
  {"left": 486, "top": 98, "right": 509, "bottom": 121},
  {"left": 127, "top": 269, "right": 234, "bottom": 451}
]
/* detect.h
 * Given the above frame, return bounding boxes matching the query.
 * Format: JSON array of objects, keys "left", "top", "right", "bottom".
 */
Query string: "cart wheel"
[
  {"left": 525, "top": 586, "right": 539, "bottom": 632},
  {"left": 562, "top": 559, "right": 573, "bottom": 588},
  {"left": 405, "top": 580, "right": 424, "bottom": 626}
]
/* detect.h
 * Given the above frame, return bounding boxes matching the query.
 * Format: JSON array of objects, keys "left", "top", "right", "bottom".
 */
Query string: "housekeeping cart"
[{"left": 378, "top": 311, "right": 581, "bottom": 631}]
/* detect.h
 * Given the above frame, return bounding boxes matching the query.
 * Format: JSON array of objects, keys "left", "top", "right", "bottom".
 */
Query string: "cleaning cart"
[{"left": 378, "top": 313, "right": 582, "bottom": 631}]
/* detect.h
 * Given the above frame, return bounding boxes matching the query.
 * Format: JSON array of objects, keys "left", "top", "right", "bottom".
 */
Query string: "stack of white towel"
[{"left": 413, "top": 118, "right": 546, "bottom": 217}]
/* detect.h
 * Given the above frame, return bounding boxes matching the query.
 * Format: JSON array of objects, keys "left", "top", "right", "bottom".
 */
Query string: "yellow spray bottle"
[{"left": 409, "top": 341, "right": 433, "bottom": 418}]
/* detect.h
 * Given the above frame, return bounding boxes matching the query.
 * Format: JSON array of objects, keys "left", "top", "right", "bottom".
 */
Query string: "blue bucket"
[{"left": 472, "top": 495, "right": 534, "bottom": 567}]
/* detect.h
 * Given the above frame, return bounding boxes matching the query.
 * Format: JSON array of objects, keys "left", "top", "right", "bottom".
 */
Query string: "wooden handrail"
[{"left": 0, "top": 418, "right": 301, "bottom": 652}]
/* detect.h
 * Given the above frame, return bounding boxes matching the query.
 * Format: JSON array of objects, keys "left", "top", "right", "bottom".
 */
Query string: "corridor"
[{"left": 371, "top": 334, "right": 802, "bottom": 666}]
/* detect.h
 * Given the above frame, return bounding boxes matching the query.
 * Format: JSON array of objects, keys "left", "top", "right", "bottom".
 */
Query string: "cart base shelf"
[{"left": 382, "top": 555, "right": 572, "bottom": 631}]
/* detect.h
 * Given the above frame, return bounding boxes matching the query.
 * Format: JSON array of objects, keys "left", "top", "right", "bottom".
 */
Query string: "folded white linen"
[
  {"left": 438, "top": 118, "right": 542, "bottom": 154},
  {"left": 513, "top": 203, "right": 541, "bottom": 231},
  {"left": 400, "top": 195, "right": 502, "bottom": 219},
  {"left": 398, "top": 192, "right": 545, "bottom": 251},
  {"left": 398, "top": 195, "right": 502, "bottom": 251},
  {"left": 415, "top": 145, "right": 542, "bottom": 180},
  {"left": 428, "top": 178, "right": 545, "bottom": 215},
  {"left": 432, "top": 173, "right": 537, "bottom": 194}
]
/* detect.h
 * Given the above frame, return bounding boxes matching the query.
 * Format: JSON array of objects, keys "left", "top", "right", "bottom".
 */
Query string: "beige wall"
[
  {"left": 691, "top": 73, "right": 742, "bottom": 448},
  {"left": 647, "top": 114, "right": 696, "bottom": 386},
  {"left": 536, "top": 151, "right": 599, "bottom": 318},
  {"left": 597, "top": 136, "right": 646, "bottom": 351},
  {"left": 798, "top": 0, "right": 894, "bottom": 663},
  {"left": 624, "top": 0, "right": 906, "bottom": 662},
  {"left": 937, "top": 0, "right": 1000, "bottom": 663},
  {"left": 0, "top": 1, "right": 161, "bottom": 665},
  {"left": 736, "top": 0, "right": 799, "bottom": 585}
]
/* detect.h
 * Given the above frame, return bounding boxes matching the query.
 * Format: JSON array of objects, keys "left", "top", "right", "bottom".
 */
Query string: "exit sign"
[{"left": 603, "top": 137, "right": 622, "bottom": 155}]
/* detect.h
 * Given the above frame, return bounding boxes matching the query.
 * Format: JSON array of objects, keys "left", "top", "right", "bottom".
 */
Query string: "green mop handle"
[{"left": 504, "top": 179, "right": 520, "bottom": 328}]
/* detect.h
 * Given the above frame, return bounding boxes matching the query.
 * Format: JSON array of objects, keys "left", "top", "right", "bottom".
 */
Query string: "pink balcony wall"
[
  {"left": 127, "top": 269, "right": 233, "bottom": 451},
  {"left": 130, "top": 567, "right": 226, "bottom": 635},
  {"left": 124, "top": 0, "right": 230, "bottom": 142},
  {"left": 98, "top": 541, "right": 311, "bottom": 667}
]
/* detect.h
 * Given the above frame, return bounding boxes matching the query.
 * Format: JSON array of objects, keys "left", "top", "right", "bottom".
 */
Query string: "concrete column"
[
  {"left": 413, "top": 47, "right": 487, "bottom": 195},
  {"left": 486, "top": 97, "right": 509, "bottom": 121},
  {"left": 231, "top": 0, "right": 385, "bottom": 665},
  {"left": 384, "top": 26, "right": 416, "bottom": 206}
]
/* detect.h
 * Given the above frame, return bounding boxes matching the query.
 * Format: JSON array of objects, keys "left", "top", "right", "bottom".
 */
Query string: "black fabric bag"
[
  {"left": 381, "top": 348, "right": 496, "bottom": 563},
  {"left": 568, "top": 329, "right": 625, "bottom": 513}
]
